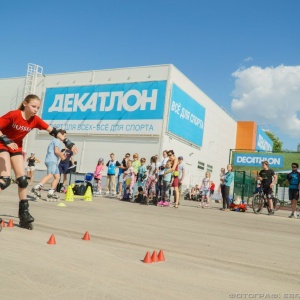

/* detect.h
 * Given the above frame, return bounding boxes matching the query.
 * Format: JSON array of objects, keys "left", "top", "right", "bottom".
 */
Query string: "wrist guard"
[
  {"left": 63, "top": 138, "right": 75, "bottom": 150},
  {"left": 49, "top": 127, "right": 59, "bottom": 138},
  {"left": 0, "top": 135, "right": 14, "bottom": 146}
]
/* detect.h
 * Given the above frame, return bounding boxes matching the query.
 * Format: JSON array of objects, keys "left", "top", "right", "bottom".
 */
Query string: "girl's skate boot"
[{"left": 19, "top": 200, "right": 34, "bottom": 230}]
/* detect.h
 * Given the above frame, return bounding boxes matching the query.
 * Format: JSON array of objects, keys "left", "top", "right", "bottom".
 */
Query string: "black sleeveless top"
[{"left": 28, "top": 157, "right": 36, "bottom": 167}]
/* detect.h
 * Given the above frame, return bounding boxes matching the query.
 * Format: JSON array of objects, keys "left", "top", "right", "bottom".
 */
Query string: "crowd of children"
[
  {"left": 89, "top": 150, "right": 185, "bottom": 208},
  {"left": 88, "top": 150, "right": 235, "bottom": 211}
]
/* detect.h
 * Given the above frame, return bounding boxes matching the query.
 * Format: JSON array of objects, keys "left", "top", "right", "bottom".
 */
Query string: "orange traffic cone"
[
  {"left": 158, "top": 250, "right": 165, "bottom": 261},
  {"left": 47, "top": 234, "right": 56, "bottom": 245},
  {"left": 151, "top": 250, "right": 159, "bottom": 263},
  {"left": 143, "top": 251, "right": 152, "bottom": 264},
  {"left": 82, "top": 231, "right": 90, "bottom": 240},
  {"left": 1, "top": 220, "right": 5, "bottom": 228},
  {"left": 7, "top": 219, "right": 14, "bottom": 227}
]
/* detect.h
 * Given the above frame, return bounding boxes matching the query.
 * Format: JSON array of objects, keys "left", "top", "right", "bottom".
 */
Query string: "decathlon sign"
[
  {"left": 256, "top": 127, "right": 273, "bottom": 151},
  {"left": 233, "top": 153, "right": 283, "bottom": 167},
  {"left": 41, "top": 81, "right": 167, "bottom": 135},
  {"left": 167, "top": 84, "right": 205, "bottom": 147}
]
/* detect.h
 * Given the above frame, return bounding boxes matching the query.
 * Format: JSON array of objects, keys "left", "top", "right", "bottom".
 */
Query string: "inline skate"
[{"left": 19, "top": 200, "right": 34, "bottom": 230}]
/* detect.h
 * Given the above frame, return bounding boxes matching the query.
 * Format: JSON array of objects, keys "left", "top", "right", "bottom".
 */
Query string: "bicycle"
[{"left": 251, "top": 188, "right": 281, "bottom": 214}]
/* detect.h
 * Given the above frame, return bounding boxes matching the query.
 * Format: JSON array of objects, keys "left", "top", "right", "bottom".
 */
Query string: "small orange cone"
[
  {"left": 47, "top": 234, "right": 56, "bottom": 245},
  {"left": 82, "top": 231, "right": 90, "bottom": 240},
  {"left": 7, "top": 219, "right": 14, "bottom": 227},
  {"left": 158, "top": 250, "right": 165, "bottom": 261},
  {"left": 143, "top": 251, "right": 152, "bottom": 264},
  {"left": 151, "top": 250, "right": 159, "bottom": 263},
  {"left": 1, "top": 220, "right": 5, "bottom": 228}
]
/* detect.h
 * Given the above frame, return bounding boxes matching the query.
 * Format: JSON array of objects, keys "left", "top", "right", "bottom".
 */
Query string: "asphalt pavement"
[{"left": 0, "top": 183, "right": 299, "bottom": 300}]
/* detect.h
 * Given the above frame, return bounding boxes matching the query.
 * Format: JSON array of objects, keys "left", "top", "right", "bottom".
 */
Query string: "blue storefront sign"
[
  {"left": 233, "top": 153, "right": 283, "bottom": 167},
  {"left": 167, "top": 84, "right": 205, "bottom": 147},
  {"left": 41, "top": 81, "right": 167, "bottom": 135},
  {"left": 256, "top": 126, "right": 273, "bottom": 151}
]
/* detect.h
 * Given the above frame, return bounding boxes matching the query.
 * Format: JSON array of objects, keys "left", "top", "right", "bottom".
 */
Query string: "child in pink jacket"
[{"left": 94, "top": 158, "right": 104, "bottom": 195}]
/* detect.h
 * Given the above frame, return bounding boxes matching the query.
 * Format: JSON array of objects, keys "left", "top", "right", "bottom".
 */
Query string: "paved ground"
[{"left": 0, "top": 183, "right": 300, "bottom": 300}]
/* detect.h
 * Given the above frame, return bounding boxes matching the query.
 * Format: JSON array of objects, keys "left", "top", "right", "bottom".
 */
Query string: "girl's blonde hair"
[
  {"left": 205, "top": 172, "right": 211, "bottom": 178},
  {"left": 18, "top": 94, "right": 41, "bottom": 110}
]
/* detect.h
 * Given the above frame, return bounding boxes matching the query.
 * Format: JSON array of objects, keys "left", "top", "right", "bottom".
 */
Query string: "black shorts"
[
  {"left": 289, "top": 189, "right": 299, "bottom": 201},
  {"left": 210, "top": 190, "right": 214, "bottom": 195},
  {"left": 262, "top": 187, "right": 273, "bottom": 199},
  {"left": 0, "top": 149, "right": 23, "bottom": 157}
]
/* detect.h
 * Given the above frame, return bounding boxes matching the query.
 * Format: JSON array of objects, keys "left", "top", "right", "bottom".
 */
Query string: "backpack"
[{"left": 73, "top": 184, "right": 86, "bottom": 195}]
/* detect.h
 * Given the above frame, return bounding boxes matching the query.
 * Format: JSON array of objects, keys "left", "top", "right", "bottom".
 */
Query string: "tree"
[{"left": 265, "top": 131, "right": 283, "bottom": 152}]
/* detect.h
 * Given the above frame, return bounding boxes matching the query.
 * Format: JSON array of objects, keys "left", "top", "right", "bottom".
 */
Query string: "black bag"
[{"left": 73, "top": 184, "right": 86, "bottom": 195}]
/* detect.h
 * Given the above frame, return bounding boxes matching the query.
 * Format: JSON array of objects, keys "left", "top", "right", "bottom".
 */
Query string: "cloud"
[
  {"left": 243, "top": 57, "right": 253, "bottom": 62},
  {"left": 231, "top": 65, "right": 300, "bottom": 138}
]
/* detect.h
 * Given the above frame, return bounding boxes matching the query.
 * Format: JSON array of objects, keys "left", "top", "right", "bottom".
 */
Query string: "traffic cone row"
[
  {"left": 65, "top": 185, "right": 93, "bottom": 201},
  {"left": 47, "top": 231, "right": 91, "bottom": 245},
  {"left": 0, "top": 219, "right": 14, "bottom": 228},
  {"left": 143, "top": 250, "right": 165, "bottom": 264}
]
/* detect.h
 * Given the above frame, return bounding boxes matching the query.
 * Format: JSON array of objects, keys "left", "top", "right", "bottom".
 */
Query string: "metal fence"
[{"left": 233, "top": 170, "right": 256, "bottom": 201}]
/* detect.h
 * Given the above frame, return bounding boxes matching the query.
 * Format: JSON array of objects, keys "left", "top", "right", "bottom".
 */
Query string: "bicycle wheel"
[
  {"left": 252, "top": 194, "right": 263, "bottom": 214},
  {"left": 247, "top": 196, "right": 253, "bottom": 208},
  {"left": 273, "top": 197, "right": 281, "bottom": 211}
]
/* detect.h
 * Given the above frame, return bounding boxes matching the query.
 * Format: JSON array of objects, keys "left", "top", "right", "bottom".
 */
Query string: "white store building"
[{"left": 0, "top": 64, "right": 237, "bottom": 188}]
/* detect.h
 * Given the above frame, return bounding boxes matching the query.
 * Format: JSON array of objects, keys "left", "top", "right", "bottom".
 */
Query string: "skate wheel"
[{"left": 19, "top": 222, "right": 34, "bottom": 230}]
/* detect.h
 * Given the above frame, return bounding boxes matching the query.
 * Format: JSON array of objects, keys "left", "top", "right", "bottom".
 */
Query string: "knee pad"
[
  {"left": 16, "top": 176, "right": 28, "bottom": 188},
  {"left": 0, "top": 176, "right": 11, "bottom": 190}
]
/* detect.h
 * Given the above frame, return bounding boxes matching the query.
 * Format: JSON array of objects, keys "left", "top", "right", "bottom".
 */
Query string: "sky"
[{"left": 0, "top": 0, "right": 299, "bottom": 150}]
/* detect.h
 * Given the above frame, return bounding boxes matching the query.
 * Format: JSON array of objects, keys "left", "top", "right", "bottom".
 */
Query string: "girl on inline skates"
[{"left": 0, "top": 94, "right": 78, "bottom": 229}]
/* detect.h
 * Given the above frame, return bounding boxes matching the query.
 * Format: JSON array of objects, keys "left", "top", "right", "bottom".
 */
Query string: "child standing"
[
  {"left": 137, "top": 158, "right": 147, "bottom": 187},
  {"left": 123, "top": 160, "right": 135, "bottom": 200},
  {"left": 219, "top": 167, "right": 226, "bottom": 209},
  {"left": 26, "top": 152, "right": 41, "bottom": 185},
  {"left": 143, "top": 156, "right": 159, "bottom": 205},
  {"left": 93, "top": 158, "right": 104, "bottom": 195},
  {"left": 158, "top": 160, "right": 173, "bottom": 206},
  {"left": 199, "top": 172, "right": 211, "bottom": 208}
]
